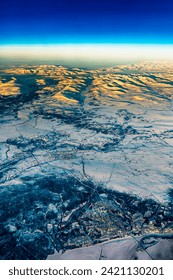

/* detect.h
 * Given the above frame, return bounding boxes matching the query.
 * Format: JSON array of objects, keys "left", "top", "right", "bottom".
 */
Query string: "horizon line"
[{"left": 1, "top": 44, "right": 173, "bottom": 66}]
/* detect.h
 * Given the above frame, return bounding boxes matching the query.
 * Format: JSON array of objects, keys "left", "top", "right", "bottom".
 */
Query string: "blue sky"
[{"left": 0, "top": 0, "right": 173, "bottom": 45}]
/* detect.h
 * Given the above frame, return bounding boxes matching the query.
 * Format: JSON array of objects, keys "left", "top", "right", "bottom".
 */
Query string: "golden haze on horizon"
[{"left": 0, "top": 44, "right": 173, "bottom": 64}]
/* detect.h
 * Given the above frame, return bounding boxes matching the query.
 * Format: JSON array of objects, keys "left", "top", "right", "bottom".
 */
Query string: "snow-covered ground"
[
  {"left": 0, "top": 62, "right": 173, "bottom": 259},
  {"left": 48, "top": 235, "right": 173, "bottom": 260}
]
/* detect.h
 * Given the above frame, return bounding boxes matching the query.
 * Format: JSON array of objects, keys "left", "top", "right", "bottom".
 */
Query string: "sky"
[
  {"left": 0, "top": 0, "right": 173, "bottom": 65},
  {"left": 0, "top": 0, "right": 173, "bottom": 45}
]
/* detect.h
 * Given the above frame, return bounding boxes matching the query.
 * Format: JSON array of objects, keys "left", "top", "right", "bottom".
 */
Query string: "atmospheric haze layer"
[{"left": 0, "top": 44, "right": 173, "bottom": 66}]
